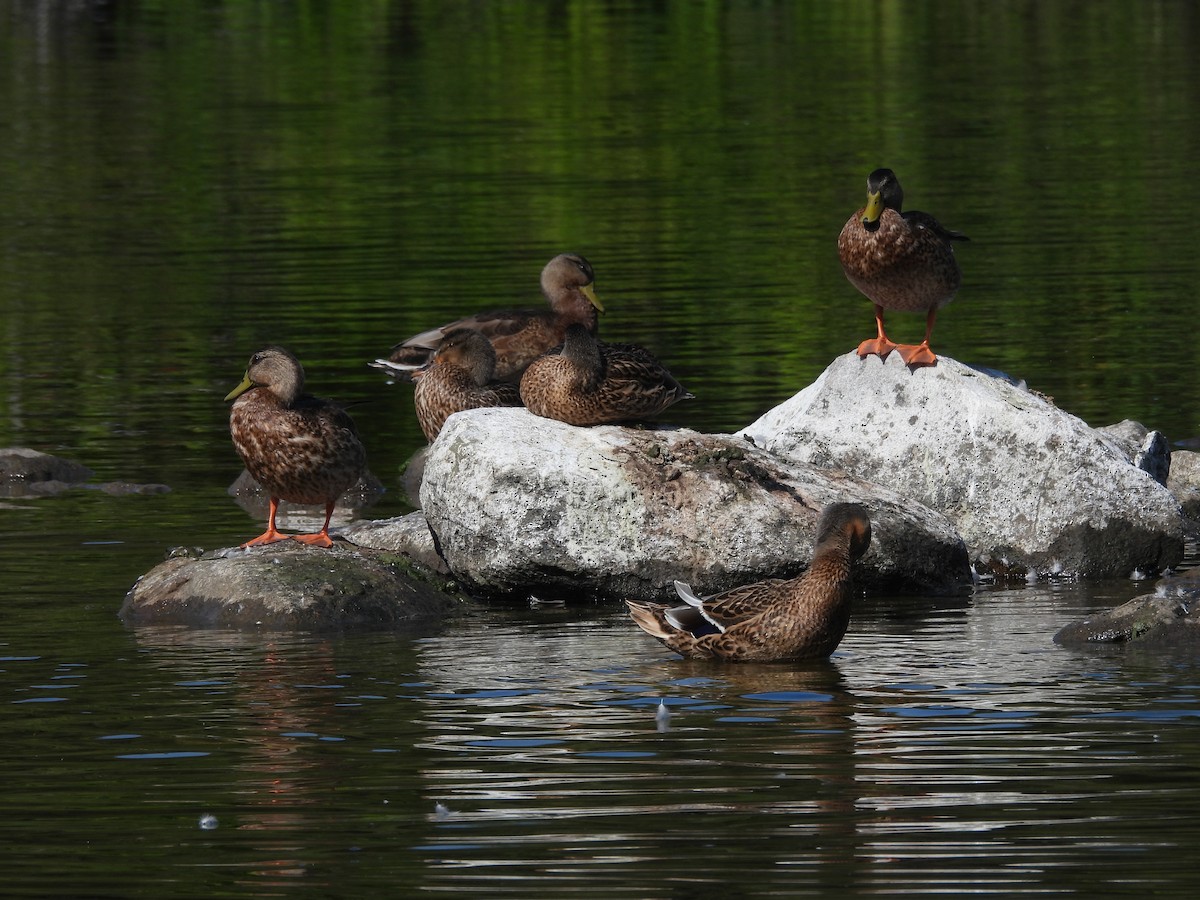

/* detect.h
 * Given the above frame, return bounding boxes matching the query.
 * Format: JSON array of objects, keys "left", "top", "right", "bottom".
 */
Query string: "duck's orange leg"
[
  {"left": 241, "top": 497, "right": 291, "bottom": 547},
  {"left": 857, "top": 305, "right": 899, "bottom": 360},
  {"left": 896, "top": 308, "right": 939, "bottom": 367},
  {"left": 291, "top": 501, "right": 337, "bottom": 548}
]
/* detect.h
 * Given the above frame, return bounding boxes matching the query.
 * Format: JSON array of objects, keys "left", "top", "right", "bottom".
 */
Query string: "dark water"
[{"left": 4, "top": 2, "right": 1200, "bottom": 896}]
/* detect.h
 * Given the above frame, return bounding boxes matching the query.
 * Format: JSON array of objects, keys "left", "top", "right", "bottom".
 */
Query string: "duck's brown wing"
[
  {"left": 902, "top": 210, "right": 969, "bottom": 242},
  {"left": 674, "top": 578, "right": 789, "bottom": 633}
]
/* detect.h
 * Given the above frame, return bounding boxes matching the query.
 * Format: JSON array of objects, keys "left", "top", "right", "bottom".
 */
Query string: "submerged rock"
[
  {"left": 418, "top": 407, "right": 971, "bottom": 599},
  {"left": 228, "top": 467, "right": 385, "bottom": 524},
  {"left": 1054, "top": 569, "right": 1200, "bottom": 648},
  {"left": 739, "top": 352, "right": 1183, "bottom": 579},
  {"left": 121, "top": 542, "right": 465, "bottom": 629},
  {"left": 1, "top": 447, "right": 169, "bottom": 498}
]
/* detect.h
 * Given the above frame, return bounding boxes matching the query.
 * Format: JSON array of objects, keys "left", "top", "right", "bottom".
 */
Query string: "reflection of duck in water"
[
  {"left": 371, "top": 252, "right": 604, "bottom": 382},
  {"left": 412, "top": 328, "right": 522, "bottom": 442},
  {"left": 519, "top": 324, "right": 693, "bottom": 426},
  {"left": 838, "top": 168, "right": 968, "bottom": 367},
  {"left": 626, "top": 503, "right": 872, "bottom": 661},
  {"left": 226, "top": 347, "right": 366, "bottom": 548}
]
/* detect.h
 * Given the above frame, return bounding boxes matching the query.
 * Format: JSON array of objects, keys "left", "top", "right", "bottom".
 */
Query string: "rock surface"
[
  {"left": 1099, "top": 420, "right": 1171, "bottom": 485},
  {"left": 121, "top": 543, "right": 465, "bottom": 629},
  {"left": 738, "top": 352, "right": 1183, "bottom": 578},
  {"left": 1165, "top": 449, "right": 1200, "bottom": 529},
  {"left": 342, "top": 511, "right": 448, "bottom": 574},
  {"left": 2, "top": 447, "right": 169, "bottom": 498},
  {"left": 418, "top": 407, "right": 971, "bottom": 599},
  {"left": 1054, "top": 569, "right": 1200, "bottom": 648}
]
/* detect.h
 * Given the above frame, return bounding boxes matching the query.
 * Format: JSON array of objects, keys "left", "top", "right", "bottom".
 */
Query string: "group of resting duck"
[{"left": 224, "top": 168, "right": 966, "bottom": 662}]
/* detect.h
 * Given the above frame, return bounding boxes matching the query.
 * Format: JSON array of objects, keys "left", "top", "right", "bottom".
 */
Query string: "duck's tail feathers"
[{"left": 626, "top": 600, "right": 675, "bottom": 641}]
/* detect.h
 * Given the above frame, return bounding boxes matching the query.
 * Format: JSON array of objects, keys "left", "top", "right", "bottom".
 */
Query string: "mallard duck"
[
  {"left": 626, "top": 503, "right": 872, "bottom": 662},
  {"left": 225, "top": 347, "right": 367, "bottom": 548},
  {"left": 519, "top": 324, "right": 693, "bottom": 426},
  {"left": 838, "top": 168, "right": 968, "bottom": 367},
  {"left": 370, "top": 252, "right": 603, "bottom": 382},
  {"left": 412, "top": 327, "right": 522, "bottom": 441}
]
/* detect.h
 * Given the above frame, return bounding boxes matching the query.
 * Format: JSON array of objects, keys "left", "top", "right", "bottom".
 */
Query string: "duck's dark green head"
[{"left": 861, "top": 168, "right": 904, "bottom": 227}]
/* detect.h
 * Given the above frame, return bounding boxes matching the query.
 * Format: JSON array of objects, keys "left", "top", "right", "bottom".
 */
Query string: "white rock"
[
  {"left": 419, "top": 407, "right": 971, "bottom": 598},
  {"left": 738, "top": 351, "right": 1183, "bottom": 578}
]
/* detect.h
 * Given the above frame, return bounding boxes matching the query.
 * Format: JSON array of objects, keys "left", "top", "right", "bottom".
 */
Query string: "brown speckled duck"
[
  {"left": 226, "top": 347, "right": 366, "bottom": 548},
  {"left": 370, "top": 252, "right": 603, "bottom": 382},
  {"left": 519, "top": 324, "right": 693, "bottom": 426},
  {"left": 412, "top": 327, "right": 522, "bottom": 442},
  {"left": 626, "top": 503, "right": 872, "bottom": 662},
  {"left": 838, "top": 168, "right": 968, "bottom": 367}
]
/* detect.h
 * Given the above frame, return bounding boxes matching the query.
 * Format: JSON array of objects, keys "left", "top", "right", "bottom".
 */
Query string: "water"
[{"left": 4, "top": 1, "right": 1200, "bottom": 896}]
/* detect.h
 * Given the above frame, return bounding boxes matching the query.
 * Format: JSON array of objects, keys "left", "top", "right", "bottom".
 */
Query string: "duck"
[
  {"left": 370, "top": 252, "right": 603, "bottom": 382},
  {"left": 225, "top": 347, "right": 367, "bottom": 548},
  {"left": 626, "top": 502, "right": 872, "bottom": 662},
  {"left": 837, "top": 168, "right": 968, "bottom": 367},
  {"left": 519, "top": 323, "right": 693, "bottom": 426},
  {"left": 412, "top": 327, "right": 522, "bottom": 442}
]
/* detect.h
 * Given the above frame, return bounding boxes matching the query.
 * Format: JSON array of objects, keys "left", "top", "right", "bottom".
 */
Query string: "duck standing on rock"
[
  {"left": 838, "top": 168, "right": 968, "bottom": 367},
  {"left": 626, "top": 503, "right": 872, "bottom": 662},
  {"left": 370, "top": 252, "right": 604, "bottom": 383},
  {"left": 226, "top": 347, "right": 366, "bottom": 548},
  {"left": 519, "top": 324, "right": 693, "bottom": 427},
  {"left": 413, "top": 327, "right": 522, "bottom": 442}
]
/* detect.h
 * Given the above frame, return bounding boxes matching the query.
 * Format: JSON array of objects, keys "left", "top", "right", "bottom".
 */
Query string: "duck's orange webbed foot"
[
  {"left": 896, "top": 342, "right": 939, "bottom": 368},
  {"left": 857, "top": 337, "right": 898, "bottom": 360},
  {"left": 291, "top": 531, "right": 335, "bottom": 548},
  {"left": 240, "top": 529, "right": 290, "bottom": 548}
]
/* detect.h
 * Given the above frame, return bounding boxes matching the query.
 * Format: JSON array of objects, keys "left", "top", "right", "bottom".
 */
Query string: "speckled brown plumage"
[
  {"left": 413, "top": 328, "right": 522, "bottom": 442},
  {"left": 370, "top": 253, "right": 603, "bottom": 383},
  {"left": 626, "top": 503, "right": 872, "bottom": 662},
  {"left": 519, "top": 324, "right": 693, "bottom": 427},
  {"left": 226, "top": 346, "right": 366, "bottom": 548},
  {"left": 838, "top": 168, "right": 968, "bottom": 367}
]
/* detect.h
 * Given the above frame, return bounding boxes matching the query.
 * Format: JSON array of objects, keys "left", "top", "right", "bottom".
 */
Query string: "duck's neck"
[{"left": 561, "top": 327, "right": 604, "bottom": 387}]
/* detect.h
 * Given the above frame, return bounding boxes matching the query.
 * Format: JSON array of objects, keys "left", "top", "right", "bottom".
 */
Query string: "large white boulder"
[
  {"left": 738, "top": 351, "right": 1183, "bottom": 578},
  {"left": 419, "top": 407, "right": 971, "bottom": 599}
]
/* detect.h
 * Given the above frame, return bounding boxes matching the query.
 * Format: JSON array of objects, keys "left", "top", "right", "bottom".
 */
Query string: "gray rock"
[
  {"left": 1054, "top": 572, "right": 1200, "bottom": 648},
  {"left": 738, "top": 352, "right": 1184, "bottom": 579},
  {"left": 1, "top": 447, "right": 170, "bottom": 498},
  {"left": 419, "top": 407, "right": 971, "bottom": 599},
  {"left": 121, "top": 543, "right": 466, "bottom": 629},
  {"left": 1099, "top": 419, "right": 1171, "bottom": 484},
  {"left": 1166, "top": 449, "right": 1200, "bottom": 529},
  {"left": 1, "top": 448, "right": 93, "bottom": 497},
  {"left": 342, "top": 510, "right": 449, "bottom": 575}
]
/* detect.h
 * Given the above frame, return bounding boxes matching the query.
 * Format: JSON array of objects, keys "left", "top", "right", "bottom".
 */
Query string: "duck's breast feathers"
[{"left": 229, "top": 393, "right": 365, "bottom": 502}]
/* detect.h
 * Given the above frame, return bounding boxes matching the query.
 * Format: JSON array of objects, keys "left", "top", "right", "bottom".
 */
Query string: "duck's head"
[
  {"left": 542, "top": 252, "right": 604, "bottom": 313},
  {"left": 225, "top": 346, "right": 305, "bottom": 405},
  {"left": 422, "top": 328, "right": 498, "bottom": 387},
  {"left": 816, "top": 502, "right": 873, "bottom": 561},
  {"left": 861, "top": 168, "right": 904, "bottom": 229}
]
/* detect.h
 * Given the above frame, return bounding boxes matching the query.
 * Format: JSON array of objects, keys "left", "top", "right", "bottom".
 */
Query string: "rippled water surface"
[{"left": 5, "top": 2, "right": 1200, "bottom": 896}]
